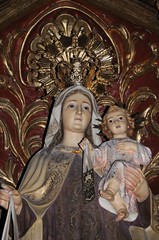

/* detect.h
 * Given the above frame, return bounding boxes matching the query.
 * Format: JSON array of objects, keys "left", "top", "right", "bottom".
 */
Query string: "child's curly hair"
[{"left": 101, "top": 105, "right": 135, "bottom": 139}]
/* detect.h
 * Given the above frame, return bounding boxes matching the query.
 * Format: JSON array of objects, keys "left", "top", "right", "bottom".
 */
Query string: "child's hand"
[{"left": 116, "top": 142, "right": 137, "bottom": 153}]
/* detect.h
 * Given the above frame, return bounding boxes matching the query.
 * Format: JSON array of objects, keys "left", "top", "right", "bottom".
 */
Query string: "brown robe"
[{"left": 17, "top": 144, "right": 151, "bottom": 240}]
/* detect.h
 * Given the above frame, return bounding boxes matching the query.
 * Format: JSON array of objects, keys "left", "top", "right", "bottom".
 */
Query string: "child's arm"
[
  {"left": 116, "top": 141, "right": 152, "bottom": 165},
  {"left": 79, "top": 138, "right": 109, "bottom": 177},
  {"left": 79, "top": 137, "right": 94, "bottom": 158},
  {"left": 137, "top": 143, "right": 152, "bottom": 165},
  {"left": 93, "top": 143, "right": 109, "bottom": 177}
]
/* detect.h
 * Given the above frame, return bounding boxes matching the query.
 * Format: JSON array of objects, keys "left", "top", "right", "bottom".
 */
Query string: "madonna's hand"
[
  {"left": 125, "top": 166, "right": 150, "bottom": 202},
  {"left": 0, "top": 183, "right": 22, "bottom": 215}
]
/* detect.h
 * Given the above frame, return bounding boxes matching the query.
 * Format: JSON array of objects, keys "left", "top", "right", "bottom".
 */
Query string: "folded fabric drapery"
[{"left": 2, "top": 193, "right": 19, "bottom": 240}]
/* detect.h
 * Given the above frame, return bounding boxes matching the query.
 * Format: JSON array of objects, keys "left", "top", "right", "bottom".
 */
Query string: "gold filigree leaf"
[
  {"left": 22, "top": 118, "right": 47, "bottom": 158},
  {"left": 126, "top": 31, "right": 147, "bottom": 64},
  {"left": 0, "top": 39, "right": 14, "bottom": 77},
  {"left": 108, "top": 25, "right": 142, "bottom": 66},
  {"left": 0, "top": 158, "right": 18, "bottom": 188},
  {"left": 0, "top": 97, "right": 36, "bottom": 164},
  {"left": 21, "top": 99, "right": 49, "bottom": 126},
  {"left": 0, "top": 100, "right": 24, "bottom": 162},
  {"left": 25, "top": 135, "right": 45, "bottom": 157},
  {"left": 132, "top": 44, "right": 158, "bottom": 77},
  {"left": 23, "top": 118, "right": 47, "bottom": 137},
  {"left": 0, "top": 75, "right": 25, "bottom": 106},
  {"left": 0, "top": 30, "right": 23, "bottom": 78},
  {"left": 97, "top": 95, "right": 117, "bottom": 108},
  {"left": 20, "top": 99, "right": 49, "bottom": 155},
  {"left": 126, "top": 87, "right": 157, "bottom": 113},
  {"left": 0, "top": 120, "right": 11, "bottom": 149},
  {"left": 118, "top": 27, "right": 135, "bottom": 65},
  {"left": 119, "top": 44, "right": 159, "bottom": 101},
  {"left": 149, "top": 100, "right": 159, "bottom": 136},
  {"left": 108, "top": 27, "right": 145, "bottom": 102},
  {"left": 0, "top": 98, "right": 21, "bottom": 125},
  {"left": 123, "top": 87, "right": 157, "bottom": 140},
  {"left": 135, "top": 107, "right": 150, "bottom": 142},
  {"left": 143, "top": 152, "right": 159, "bottom": 179}
]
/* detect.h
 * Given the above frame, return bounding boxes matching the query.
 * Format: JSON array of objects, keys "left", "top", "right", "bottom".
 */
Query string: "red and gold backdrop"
[{"left": 0, "top": 0, "right": 159, "bottom": 233}]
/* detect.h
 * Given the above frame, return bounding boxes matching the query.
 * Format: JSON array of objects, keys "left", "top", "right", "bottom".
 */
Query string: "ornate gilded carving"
[{"left": 0, "top": 3, "right": 159, "bottom": 228}]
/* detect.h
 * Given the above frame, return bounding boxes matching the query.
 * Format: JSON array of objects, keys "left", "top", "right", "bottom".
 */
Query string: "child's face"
[{"left": 106, "top": 109, "right": 128, "bottom": 138}]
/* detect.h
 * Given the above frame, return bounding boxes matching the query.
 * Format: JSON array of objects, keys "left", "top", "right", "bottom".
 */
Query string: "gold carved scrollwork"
[
  {"left": 148, "top": 100, "right": 159, "bottom": 135},
  {"left": 0, "top": 38, "right": 50, "bottom": 184}
]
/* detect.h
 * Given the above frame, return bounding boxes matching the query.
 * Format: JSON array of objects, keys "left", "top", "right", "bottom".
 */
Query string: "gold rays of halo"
[{"left": 26, "top": 14, "right": 119, "bottom": 99}]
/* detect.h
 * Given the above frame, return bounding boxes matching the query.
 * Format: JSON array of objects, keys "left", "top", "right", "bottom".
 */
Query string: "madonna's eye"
[
  {"left": 82, "top": 105, "right": 91, "bottom": 111},
  {"left": 68, "top": 103, "right": 76, "bottom": 108}
]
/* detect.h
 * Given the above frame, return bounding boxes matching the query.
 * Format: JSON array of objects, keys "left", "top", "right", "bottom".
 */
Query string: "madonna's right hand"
[{"left": 0, "top": 183, "right": 22, "bottom": 215}]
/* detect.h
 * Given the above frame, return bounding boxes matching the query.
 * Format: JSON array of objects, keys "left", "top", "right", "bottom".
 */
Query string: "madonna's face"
[{"left": 62, "top": 92, "right": 92, "bottom": 134}]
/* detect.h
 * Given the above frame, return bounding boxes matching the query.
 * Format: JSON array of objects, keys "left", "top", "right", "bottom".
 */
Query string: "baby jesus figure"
[{"left": 80, "top": 105, "right": 152, "bottom": 222}]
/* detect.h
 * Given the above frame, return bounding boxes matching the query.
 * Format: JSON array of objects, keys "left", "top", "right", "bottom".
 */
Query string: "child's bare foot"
[
  {"left": 115, "top": 208, "right": 128, "bottom": 221},
  {"left": 100, "top": 189, "right": 114, "bottom": 201}
]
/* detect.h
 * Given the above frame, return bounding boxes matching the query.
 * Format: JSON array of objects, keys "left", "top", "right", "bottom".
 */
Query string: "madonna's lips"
[{"left": 74, "top": 117, "right": 82, "bottom": 121}]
